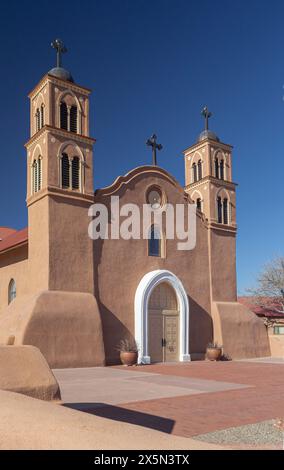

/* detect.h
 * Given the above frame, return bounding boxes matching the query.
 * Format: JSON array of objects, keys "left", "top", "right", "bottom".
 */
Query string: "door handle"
[{"left": 161, "top": 338, "right": 166, "bottom": 347}]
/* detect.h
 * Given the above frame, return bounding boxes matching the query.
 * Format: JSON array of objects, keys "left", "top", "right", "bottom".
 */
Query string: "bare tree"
[{"left": 248, "top": 257, "right": 284, "bottom": 315}]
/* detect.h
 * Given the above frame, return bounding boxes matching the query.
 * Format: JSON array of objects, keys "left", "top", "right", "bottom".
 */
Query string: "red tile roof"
[
  {"left": 0, "top": 227, "right": 28, "bottom": 253},
  {"left": 238, "top": 296, "right": 284, "bottom": 318},
  {"left": 0, "top": 227, "right": 17, "bottom": 240}
]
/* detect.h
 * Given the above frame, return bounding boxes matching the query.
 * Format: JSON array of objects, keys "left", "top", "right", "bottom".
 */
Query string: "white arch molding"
[{"left": 134, "top": 270, "right": 191, "bottom": 364}]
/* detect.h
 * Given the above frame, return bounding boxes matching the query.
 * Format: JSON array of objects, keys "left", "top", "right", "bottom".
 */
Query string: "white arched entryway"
[{"left": 134, "top": 270, "right": 191, "bottom": 364}]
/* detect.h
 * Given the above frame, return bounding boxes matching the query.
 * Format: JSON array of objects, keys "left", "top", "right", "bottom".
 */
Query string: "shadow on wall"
[
  {"left": 93, "top": 237, "right": 135, "bottom": 365},
  {"left": 63, "top": 403, "right": 175, "bottom": 434},
  {"left": 98, "top": 302, "right": 134, "bottom": 365},
  {"left": 188, "top": 296, "right": 213, "bottom": 358}
]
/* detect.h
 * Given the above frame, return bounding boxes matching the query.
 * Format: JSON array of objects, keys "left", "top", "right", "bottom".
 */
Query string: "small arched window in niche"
[
  {"left": 61, "top": 153, "right": 70, "bottom": 188},
  {"left": 72, "top": 156, "right": 80, "bottom": 190},
  {"left": 196, "top": 198, "right": 202, "bottom": 211},
  {"left": 217, "top": 196, "right": 222, "bottom": 223},
  {"left": 32, "top": 158, "right": 42, "bottom": 194},
  {"left": 192, "top": 163, "right": 197, "bottom": 183},
  {"left": 148, "top": 225, "right": 161, "bottom": 257},
  {"left": 40, "top": 104, "right": 44, "bottom": 128},
  {"left": 35, "top": 108, "right": 40, "bottom": 132},
  {"left": 70, "top": 106, "right": 78, "bottom": 133},
  {"left": 215, "top": 158, "right": 219, "bottom": 179},
  {"left": 220, "top": 159, "right": 224, "bottom": 180},
  {"left": 60, "top": 102, "right": 68, "bottom": 130},
  {"left": 223, "top": 198, "right": 228, "bottom": 224},
  {"left": 197, "top": 160, "right": 202, "bottom": 180},
  {"left": 32, "top": 159, "right": 38, "bottom": 193},
  {"left": 8, "top": 279, "right": 16, "bottom": 305},
  {"left": 37, "top": 158, "right": 42, "bottom": 191}
]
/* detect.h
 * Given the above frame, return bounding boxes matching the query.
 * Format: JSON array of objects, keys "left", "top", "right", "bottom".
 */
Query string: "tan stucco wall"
[
  {"left": 209, "top": 229, "right": 237, "bottom": 302},
  {"left": 28, "top": 196, "right": 50, "bottom": 292},
  {"left": 211, "top": 301, "right": 270, "bottom": 358},
  {"left": 0, "top": 291, "right": 105, "bottom": 368},
  {"left": 0, "top": 245, "right": 29, "bottom": 312},
  {"left": 0, "top": 345, "right": 60, "bottom": 401},
  {"left": 48, "top": 195, "right": 95, "bottom": 293},
  {"left": 94, "top": 169, "right": 213, "bottom": 364},
  {"left": 268, "top": 333, "right": 284, "bottom": 357}
]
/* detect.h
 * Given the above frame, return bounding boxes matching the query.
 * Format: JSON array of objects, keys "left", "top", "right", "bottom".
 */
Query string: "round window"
[{"left": 147, "top": 187, "right": 163, "bottom": 209}]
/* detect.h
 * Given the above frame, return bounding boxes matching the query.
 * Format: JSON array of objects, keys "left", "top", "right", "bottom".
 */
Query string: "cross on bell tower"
[
  {"left": 51, "top": 39, "right": 67, "bottom": 68},
  {"left": 146, "top": 134, "right": 163, "bottom": 166},
  {"left": 201, "top": 106, "right": 212, "bottom": 131}
]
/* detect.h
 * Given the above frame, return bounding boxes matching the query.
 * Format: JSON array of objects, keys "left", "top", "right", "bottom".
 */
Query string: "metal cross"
[
  {"left": 51, "top": 39, "right": 67, "bottom": 68},
  {"left": 146, "top": 134, "right": 163, "bottom": 166},
  {"left": 201, "top": 106, "right": 212, "bottom": 131}
]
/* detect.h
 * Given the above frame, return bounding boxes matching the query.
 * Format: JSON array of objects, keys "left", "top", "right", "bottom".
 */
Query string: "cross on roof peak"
[{"left": 146, "top": 134, "right": 163, "bottom": 166}]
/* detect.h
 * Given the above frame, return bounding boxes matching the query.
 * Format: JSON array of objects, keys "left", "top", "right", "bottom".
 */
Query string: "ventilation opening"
[
  {"left": 72, "top": 156, "right": 80, "bottom": 190},
  {"left": 40, "top": 104, "right": 44, "bottom": 128},
  {"left": 36, "top": 109, "right": 40, "bottom": 132},
  {"left": 217, "top": 197, "right": 222, "bottom": 223},
  {"left": 61, "top": 153, "right": 70, "bottom": 188},
  {"left": 70, "top": 106, "right": 78, "bottom": 133},
  {"left": 60, "top": 102, "right": 68, "bottom": 130},
  {"left": 223, "top": 198, "right": 228, "bottom": 224}
]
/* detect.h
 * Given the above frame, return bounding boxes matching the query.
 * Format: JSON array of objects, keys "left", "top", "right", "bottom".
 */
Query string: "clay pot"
[
  {"left": 206, "top": 347, "right": 222, "bottom": 361},
  {"left": 120, "top": 351, "right": 138, "bottom": 366}
]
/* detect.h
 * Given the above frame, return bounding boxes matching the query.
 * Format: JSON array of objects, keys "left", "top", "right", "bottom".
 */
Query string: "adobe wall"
[
  {"left": 0, "top": 245, "right": 29, "bottom": 314},
  {"left": 268, "top": 333, "right": 284, "bottom": 357},
  {"left": 48, "top": 195, "right": 95, "bottom": 293},
  {"left": 0, "top": 345, "right": 60, "bottom": 401},
  {"left": 211, "top": 301, "right": 270, "bottom": 358},
  {"left": 94, "top": 168, "right": 213, "bottom": 364},
  {"left": 0, "top": 291, "right": 105, "bottom": 368},
  {"left": 209, "top": 228, "right": 237, "bottom": 302}
]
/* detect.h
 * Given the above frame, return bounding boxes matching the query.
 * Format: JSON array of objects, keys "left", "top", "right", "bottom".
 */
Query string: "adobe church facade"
[{"left": 0, "top": 43, "right": 270, "bottom": 367}]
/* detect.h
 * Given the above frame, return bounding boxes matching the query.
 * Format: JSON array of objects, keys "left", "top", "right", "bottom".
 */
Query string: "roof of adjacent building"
[
  {"left": 238, "top": 296, "right": 284, "bottom": 319},
  {"left": 0, "top": 227, "right": 17, "bottom": 240},
  {"left": 0, "top": 227, "right": 28, "bottom": 253}
]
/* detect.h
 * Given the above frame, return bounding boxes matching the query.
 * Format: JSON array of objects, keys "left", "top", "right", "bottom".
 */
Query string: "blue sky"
[{"left": 0, "top": 0, "right": 283, "bottom": 293}]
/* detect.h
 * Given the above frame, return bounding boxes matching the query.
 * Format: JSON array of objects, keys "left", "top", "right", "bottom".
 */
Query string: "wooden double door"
[{"left": 148, "top": 283, "right": 179, "bottom": 363}]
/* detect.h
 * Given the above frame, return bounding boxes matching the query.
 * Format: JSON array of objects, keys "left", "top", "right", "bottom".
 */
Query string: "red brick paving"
[{"left": 95, "top": 361, "right": 284, "bottom": 438}]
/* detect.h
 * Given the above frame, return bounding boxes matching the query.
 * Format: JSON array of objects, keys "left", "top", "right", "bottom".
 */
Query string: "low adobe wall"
[
  {"left": 268, "top": 334, "right": 284, "bottom": 357},
  {"left": 211, "top": 301, "right": 271, "bottom": 359},
  {"left": 0, "top": 291, "right": 105, "bottom": 368},
  {"left": 0, "top": 345, "right": 60, "bottom": 401}
]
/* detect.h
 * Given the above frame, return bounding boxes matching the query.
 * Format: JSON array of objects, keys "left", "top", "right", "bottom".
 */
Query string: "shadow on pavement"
[{"left": 63, "top": 402, "right": 175, "bottom": 434}]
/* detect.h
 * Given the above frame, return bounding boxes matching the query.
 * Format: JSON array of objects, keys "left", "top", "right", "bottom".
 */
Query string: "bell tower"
[
  {"left": 25, "top": 40, "right": 95, "bottom": 294},
  {"left": 184, "top": 107, "right": 238, "bottom": 302},
  {"left": 184, "top": 107, "right": 237, "bottom": 229}
]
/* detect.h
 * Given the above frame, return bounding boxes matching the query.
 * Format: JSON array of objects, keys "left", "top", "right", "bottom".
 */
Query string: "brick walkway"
[{"left": 90, "top": 361, "right": 284, "bottom": 438}]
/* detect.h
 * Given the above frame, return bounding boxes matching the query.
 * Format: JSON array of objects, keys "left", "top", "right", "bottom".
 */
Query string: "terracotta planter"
[
  {"left": 120, "top": 351, "right": 138, "bottom": 366},
  {"left": 206, "top": 347, "right": 222, "bottom": 361}
]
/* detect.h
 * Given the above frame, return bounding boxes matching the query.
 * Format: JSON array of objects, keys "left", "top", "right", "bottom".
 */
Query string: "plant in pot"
[
  {"left": 206, "top": 342, "right": 223, "bottom": 361},
  {"left": 117, "top": 339, "right": 139, "bottom": 366}
]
